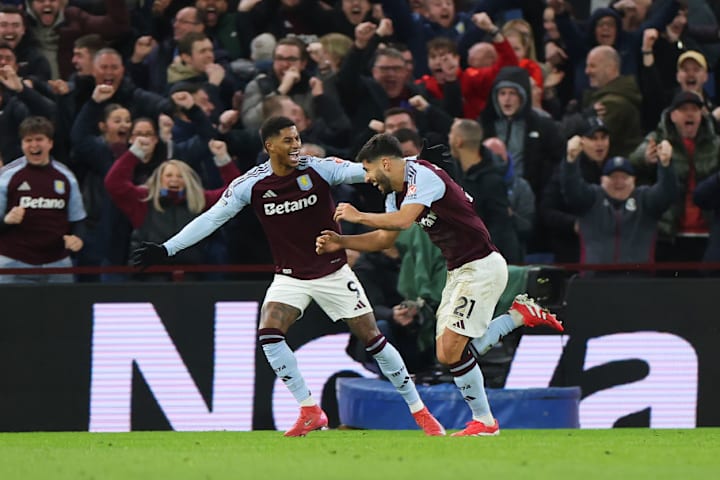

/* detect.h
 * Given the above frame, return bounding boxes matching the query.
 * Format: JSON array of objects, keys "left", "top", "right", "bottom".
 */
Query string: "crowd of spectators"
[{"left": 1, "top": 0, "right": 719, "bottom": 283}]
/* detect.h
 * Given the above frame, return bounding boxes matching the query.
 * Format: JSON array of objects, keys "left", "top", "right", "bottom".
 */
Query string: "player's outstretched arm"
[{"left": 315, "top": 229, "right": 400, "bottom": 254}]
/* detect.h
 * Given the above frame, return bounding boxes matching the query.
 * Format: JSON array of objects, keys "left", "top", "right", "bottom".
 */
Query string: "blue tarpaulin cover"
[{"left": 337, "top": 378, "right": 580, "bottom": 430}]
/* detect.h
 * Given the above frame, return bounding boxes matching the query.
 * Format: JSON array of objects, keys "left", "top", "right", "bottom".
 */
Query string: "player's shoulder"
[
  {"left": 407, "top": 159, "right": 445, "bottom": 182},
  {"left": 50, "top": 159, "right": 79, "bottom": 180},
  {"left": 230, "top": 162, "right": 273, "bottom": 189},
  {"left": 0, "top": 157, "right": 28, "bottom": 180}
]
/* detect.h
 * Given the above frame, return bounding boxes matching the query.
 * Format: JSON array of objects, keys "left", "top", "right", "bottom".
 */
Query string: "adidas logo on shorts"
[{"left": 451, "top": 319, "right": 466, "bottom": 330}]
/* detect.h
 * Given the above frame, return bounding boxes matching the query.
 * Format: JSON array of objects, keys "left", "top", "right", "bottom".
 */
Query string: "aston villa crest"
[{"left": 297, "top": 174, "right": 313, "bottom": 191}]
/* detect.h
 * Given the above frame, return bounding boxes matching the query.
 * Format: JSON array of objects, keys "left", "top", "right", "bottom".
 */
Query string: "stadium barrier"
[
  {"left": 337, "top": 378, "right": 581, "bottom": 429},
  {"left": 0, "top": 276, "right": 718, "bottom": 431}
]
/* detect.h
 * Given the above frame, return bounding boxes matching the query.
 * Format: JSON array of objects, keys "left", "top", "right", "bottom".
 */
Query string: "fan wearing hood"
[{"left": 480, "top": 66, "right": 564, "bottom": 206}]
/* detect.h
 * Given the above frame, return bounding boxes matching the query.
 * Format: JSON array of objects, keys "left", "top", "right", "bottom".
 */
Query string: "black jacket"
[
  {"left": 456, "top": 147, "right": 522, "bottom": 264},
  {"left": 540, "top": 152, "right": 604, "bottom": 263}
]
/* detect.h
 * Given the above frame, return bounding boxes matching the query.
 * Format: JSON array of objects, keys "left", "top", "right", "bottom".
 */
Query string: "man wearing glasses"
[
  {"left": 128, "top": 6, "right": 207, "bottom": 94},
  {"left": 242, "top": 36, "right": 314, "bottom": 131}
]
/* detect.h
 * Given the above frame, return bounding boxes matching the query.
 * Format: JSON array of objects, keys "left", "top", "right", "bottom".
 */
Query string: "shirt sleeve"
[
  {"left": 163, "top": 174, "right": 253, "bottom": 256},
  {"left": 66, "top": 171, "right": 86, "bottom": 222},
  {"left": 0, "top": 170, "right": 9, "bottom": 217},
  {"left": 400, "top": 163, "right": 446, "bottom": 208},
  {"left": 306, "top": 156, "right": 366, "bottom": 185}
]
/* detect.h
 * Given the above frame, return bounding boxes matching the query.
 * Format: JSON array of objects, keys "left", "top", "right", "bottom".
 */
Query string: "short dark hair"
[
  {"left": 178, "top": 32, "right": 209, "bottom": 56},
  {"left": 356, "top": 133, "right": 403, "bottom": 163},
  {"left": 260, "top": 116, "right": 296, "bottom": 144},
  {"left": 393, "top": 128, "right": 422, "bottom": 151},
  {"left": 0, "top": 5, "right": 23, "bottom": 16},
  {"left": 102, "top": 103, "right": 127, "bottom": 122},
  {"left": 74, "top": 33, "right": 105, "bottom": 53},
  {"left": 384, "top": 107, "right": 415, "bottom": 122},
  {"left": 426, "top": 37, "right": 457, "bottom": 55},
  {"left": 274, "top": 36, "right": 308, "bottom": 62},
  {"left": 19, "top": 116, "right": 54, "bottom": 140},
  {"left": 168, "top": 81, "right": 202, "bottom": 96}
]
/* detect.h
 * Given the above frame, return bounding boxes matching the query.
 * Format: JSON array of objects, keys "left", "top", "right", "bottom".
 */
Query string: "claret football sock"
[{"left": 259, "top": 328, "right": 314, "bottom": 404}]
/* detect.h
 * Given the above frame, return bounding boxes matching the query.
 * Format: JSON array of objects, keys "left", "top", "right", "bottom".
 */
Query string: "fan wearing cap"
[
  {"left": 638, "top": 36, "right": 717, "bottom": 131},
  {"left": 630, "top": 89, "right": 720, "bottom": 263},
  {"left": 540, "top": 116, "right": 611, "bottom": 263},
  {"left": 560, "top": 135, "right": 677, "bottom": 266}
]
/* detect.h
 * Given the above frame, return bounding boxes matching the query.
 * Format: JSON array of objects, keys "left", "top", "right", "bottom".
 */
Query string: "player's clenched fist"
[
  {"left": 333, "top": 202, "right": 361, "bottom": 223},
  {"left": 63, "top": 234, "right": 84, "bottom": 252},
  {"left": 315, "top": 230, "right": 343, "bottom": 255},
  {"left": 3, "top": 206, "right": 25, "bottom": 224}
]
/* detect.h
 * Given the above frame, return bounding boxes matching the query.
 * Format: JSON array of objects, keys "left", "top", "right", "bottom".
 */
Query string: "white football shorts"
[
  {"left": 263, "top": 264, "right": 373, "bottom": 321},
  {"left": 436, "top": 251, "right": 508, "bottom": 339}
]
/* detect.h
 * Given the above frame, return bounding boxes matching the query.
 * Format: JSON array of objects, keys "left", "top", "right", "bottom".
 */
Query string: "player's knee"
[
  {"left": 346, "top": 313, "right": 381, "bottom": 343},
  {"left": 436, "top": 348, "right": 453, "bottom": 366},
  {"left": 435, "top": 341, "right": 464, "bottom": 366},
  {"left": 259, "top": 302, "right": 299, "bottom": 331}
]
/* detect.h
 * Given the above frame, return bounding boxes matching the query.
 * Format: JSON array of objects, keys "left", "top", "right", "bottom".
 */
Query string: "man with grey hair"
[{"left": 582, "top": 45, "right": 642, "bottom": 157}]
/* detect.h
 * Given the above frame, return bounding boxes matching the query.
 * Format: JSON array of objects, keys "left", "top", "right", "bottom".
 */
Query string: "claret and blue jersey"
[
  {"left": 0, "top": 157, "right": 86, "bottom": 264},
  {"left": 164, "top": 156, "right": 366, "bottom": 279},
  {"left": 389, "top": 159, "right": 497, "bottom": 270}
]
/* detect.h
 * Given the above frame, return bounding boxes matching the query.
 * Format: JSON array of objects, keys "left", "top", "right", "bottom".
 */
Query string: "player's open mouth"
[
  {"left": 289, "top": 151, "right": 300, "bottom": 161},
  {"left": 29, "top": 150, "right": 42, "bottom": 155},
  {"left": 102, "top": 79, "right": 114, "bottom": 85},
  {"left": 2, "top": 35, "right": 15, "bottom": 42}
]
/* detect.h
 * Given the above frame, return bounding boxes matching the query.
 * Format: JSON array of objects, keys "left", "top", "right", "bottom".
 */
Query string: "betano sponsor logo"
[
  {"left": 263, "top": 194, "right": 318, "bottom": 216},
  {"left": 19, "top": 196, "right": 65, "bottom": 209}
]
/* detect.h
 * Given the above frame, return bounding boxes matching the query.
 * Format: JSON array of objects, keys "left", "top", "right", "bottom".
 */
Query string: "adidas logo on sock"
[
  {"left": 262, "top": 190, "right": 278, "bottom": 198},
  {"left": 451, "top": 319, "right": 466, "bottom": 330}
]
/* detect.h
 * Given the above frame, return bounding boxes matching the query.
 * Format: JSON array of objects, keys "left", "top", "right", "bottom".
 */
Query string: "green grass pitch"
[{"left": 1, "top": 429, "right": 719, "bottom": 480}]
